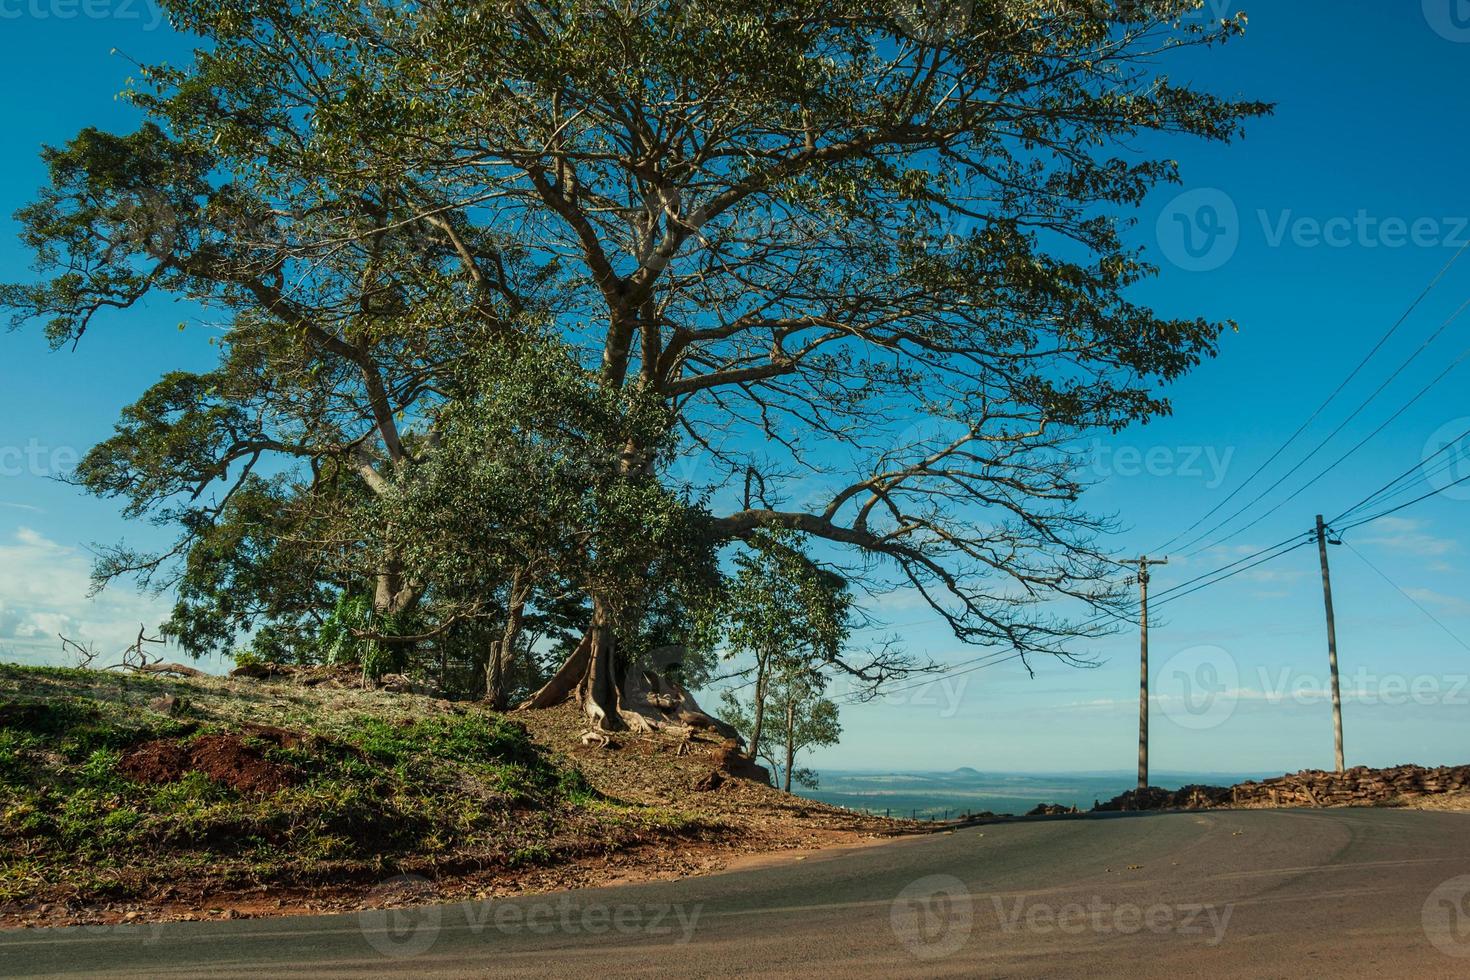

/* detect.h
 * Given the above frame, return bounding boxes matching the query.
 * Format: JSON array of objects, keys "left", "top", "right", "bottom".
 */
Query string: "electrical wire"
[
  {"left": 1189, "top": 333, "right": 1470, "bottom": 547},
  {"left": 835, "top": 462, "right": 1470, "bottom": 704},
  {"left": 1341, "top": 540, "right": 1470, "bottom": 653},
  {"left": 1151, "top": 241, "right": 1470, "bottom": 555},
  {"left": 1337, "top": 470, "right": 1470, "bottom": 534},
  {"left": 1173, "top": 294, "right": 1470, "bottom": 557},
  {"left": 1331, "top": 421, "right": 1470, "bottom": 525}
]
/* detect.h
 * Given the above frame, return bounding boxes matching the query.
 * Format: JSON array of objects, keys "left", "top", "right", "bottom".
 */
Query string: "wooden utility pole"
[
  {"left": 1129, "top": 556, "right": 1169, "bottom": 791},
  {"left": 1315, "top": 515, "right": 1346, "bottom": 773}
]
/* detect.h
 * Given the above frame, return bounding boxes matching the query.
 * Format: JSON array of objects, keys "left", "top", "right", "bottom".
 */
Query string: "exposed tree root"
[{"left": 519, "top": 629, "right": 738, "bottom": 740}]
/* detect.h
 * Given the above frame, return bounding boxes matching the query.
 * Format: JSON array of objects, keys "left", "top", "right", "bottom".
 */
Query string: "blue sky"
[{"left": 2, "top": 3, "right": 1469, "bottom": 776}]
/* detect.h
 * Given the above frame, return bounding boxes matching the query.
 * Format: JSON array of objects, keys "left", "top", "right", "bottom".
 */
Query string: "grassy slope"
[{"left": 0, "top": 664, "right": 708, "bottom": 913}]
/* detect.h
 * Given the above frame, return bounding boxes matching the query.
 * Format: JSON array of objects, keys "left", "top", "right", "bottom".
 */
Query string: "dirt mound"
[
  {"left": 119, "top": 734, "right": 299, "bottom": 795},
  {"left": 187, "top": 735, "right": 297, "bottom": 794},
  {"left": 704, "top": 740, "right": 772, "bottom": 787},
  {"left": 118, "top": 740, "right": 192, "bottom": 784}
]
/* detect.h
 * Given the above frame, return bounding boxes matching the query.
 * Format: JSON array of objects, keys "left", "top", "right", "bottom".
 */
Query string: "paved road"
[{"left": 5, "top": 809, "right": 1470, "bottom": 978}]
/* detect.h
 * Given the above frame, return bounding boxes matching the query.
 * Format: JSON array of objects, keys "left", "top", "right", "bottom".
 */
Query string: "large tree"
[{"left": 4, "top": 1, "right": 1267, "bottom": 730}]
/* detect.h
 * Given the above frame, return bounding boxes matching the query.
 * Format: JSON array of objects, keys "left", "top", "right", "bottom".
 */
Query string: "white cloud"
[
  {"left": 1360, "top": 517, "right": 1457, "bottom": 557},
  {"left": 0, "top": 527, "right": 172, "bottom": 666},
  {"left": 1403, "top": 587, "right": 1470, "bottom": 617}
]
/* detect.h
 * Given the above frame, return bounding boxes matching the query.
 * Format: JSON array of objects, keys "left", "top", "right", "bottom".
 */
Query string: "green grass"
[{"left": 0, "top": 664, "right": 697, "bottom": 907}]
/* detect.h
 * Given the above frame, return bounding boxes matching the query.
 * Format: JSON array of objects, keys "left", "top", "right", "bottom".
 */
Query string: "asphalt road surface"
[{"left": 5, "top": 808, "right": 1470, "bottom": 978}]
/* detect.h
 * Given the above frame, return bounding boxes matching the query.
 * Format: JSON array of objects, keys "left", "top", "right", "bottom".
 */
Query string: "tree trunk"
[
  {"left": 485, "top": 576, "right": 528, "bottom": 710},
  {"left": 783, "top": 696, "right": 795, "bottom": 793},
  {"left": 749, "top": 650, "right": 770, "bottom": 763},
  {"left": 484, "top": 640, "right": 503, "bottom": 707},
  {"left": 518, "top": 598, "right": 738, "bottom": 739}
]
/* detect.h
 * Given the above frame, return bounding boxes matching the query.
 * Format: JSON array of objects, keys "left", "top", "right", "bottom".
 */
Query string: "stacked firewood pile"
[
  {"left": 1229, "top": 764, "right": 1470, "bottom": 807},
  {"left": 1091, "top": 764, "right": 1470, "bottom": 813},
  {"left": 1093, "top": 784, "right": 1233, "bottom": 812}
]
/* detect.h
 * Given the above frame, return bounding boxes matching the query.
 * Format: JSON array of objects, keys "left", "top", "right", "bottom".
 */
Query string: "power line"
[
  {"left": 1337, "top": 470, "right": 1470, "bottom": 534},
  {"left": 1174, "top": 294, "right": 1470, "bottom": 557},
  {"left": 1192, "top": 329, "right": 1470, "bottom": 545},
  {"left": 1341, "top": 540, "right": 1470, "bottom": 654},
  {"left": 1341, "top": 452, "right": 1469, "bottom": 518},
  {"left": 1332, "top": 422, "right": 1470, "bottom": 525},
  {"left": 1072, "top": 530, "right": 1315, "bottom": 632},
  {"left": 1149, "top": 537, "right": 1317, "bottom": 613},
  {"left": 839, "top": 465, "right": 1468, "bottom": 703},
  {"left": 1152, "top": 241, "right": 1470, "bottom": 554}
]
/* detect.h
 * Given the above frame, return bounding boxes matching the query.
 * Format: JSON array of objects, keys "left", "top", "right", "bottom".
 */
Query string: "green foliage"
[
  {"left": 385, "top": 332, "right": 724, "bottom": 681},
  {"left": 2, "top": 0, "right": 1270, "bottom": 675},
  {"left": 726, "top": 529, "right": 851, "bottom": 673},
  {"left": 718, "top": 531, "right": 848, "bottom": 786},
  {"left": 314, "top": 592, "right": 417, "bottom": 679}
]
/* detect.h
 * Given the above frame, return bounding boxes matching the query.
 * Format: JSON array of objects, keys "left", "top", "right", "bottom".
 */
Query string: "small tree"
[
  {"left": 719, "top": 530, "right": 868, "bottom": 773},
  {"left": 723, "top": 667, "right": 840, "bottom": 793},
  {"left": 723, "top": 530, "right": 851, "bottom": 757}
]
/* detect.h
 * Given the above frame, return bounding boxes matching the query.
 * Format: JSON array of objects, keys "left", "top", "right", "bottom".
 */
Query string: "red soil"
[{"left": 118, "top": 733, "right": 299, "bottom": 795}]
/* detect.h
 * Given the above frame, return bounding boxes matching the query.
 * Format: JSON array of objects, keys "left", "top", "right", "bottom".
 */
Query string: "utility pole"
[
  {"left": 1315, "top": 515, "right": 1346, "bottom": 774},
  {"left": 1128, "top": 556, "right": 1169, "bottom": 791}
]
